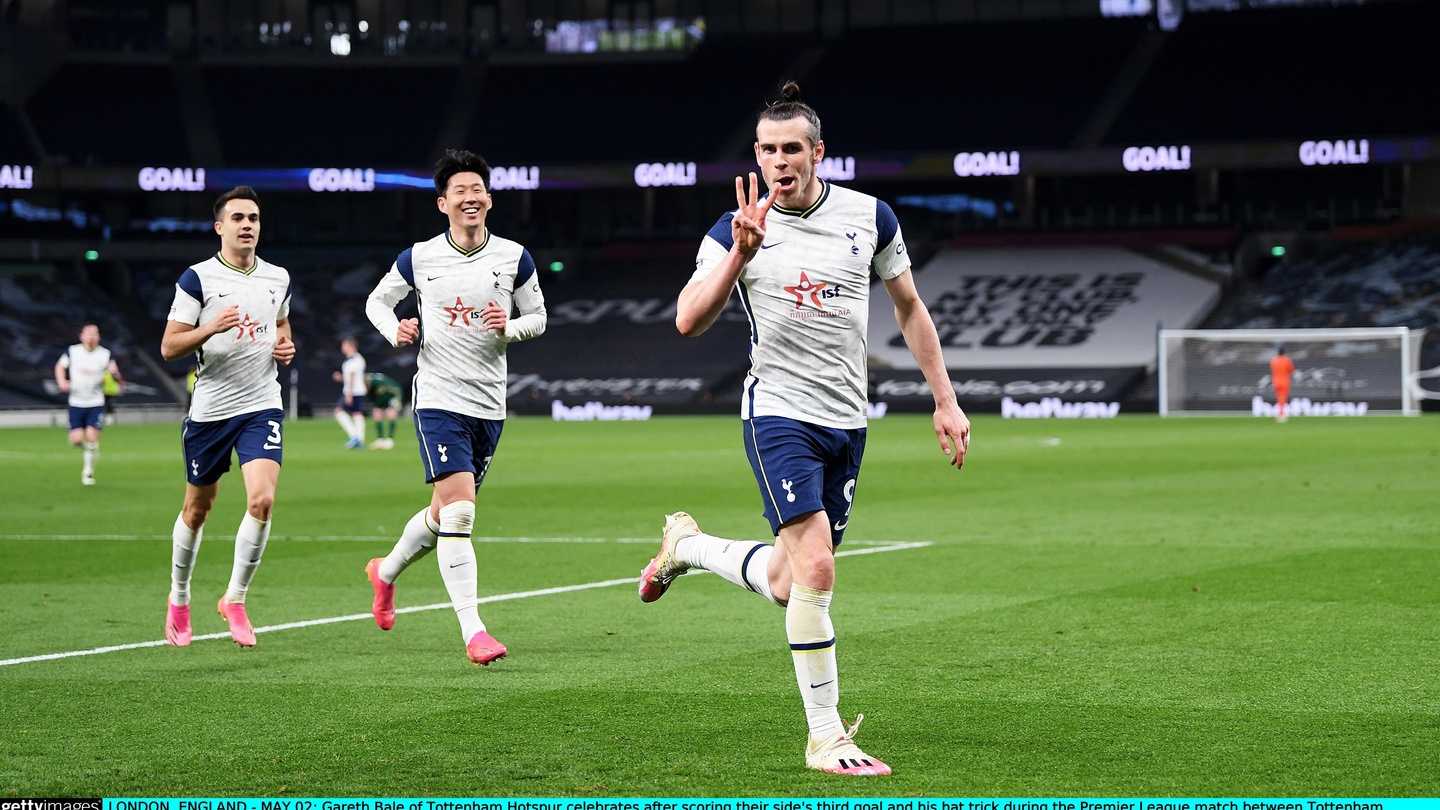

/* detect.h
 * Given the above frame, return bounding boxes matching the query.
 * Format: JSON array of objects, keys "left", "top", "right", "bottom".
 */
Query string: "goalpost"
[{"left": 1157, "top": 327, "right": 1426, "bottom": 416}]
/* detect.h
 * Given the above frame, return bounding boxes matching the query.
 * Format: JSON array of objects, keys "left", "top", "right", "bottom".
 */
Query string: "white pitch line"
[
  {"left": 0, "top": 534, "right": 658, "bottom": 544},
  {"left": 0, "top": 541, "right": 932, "bottom": 668},
  {"left": 0, "top": 535, "right": 908, "bottom": 546}
]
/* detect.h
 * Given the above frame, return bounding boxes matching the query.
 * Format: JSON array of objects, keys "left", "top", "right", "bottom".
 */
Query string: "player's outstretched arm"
[
  {"left": 677, "top": 173, "right": 775, "bottom": 337},
  {"left": 883, "top": 270, "right": 970, "bottom": 470}
]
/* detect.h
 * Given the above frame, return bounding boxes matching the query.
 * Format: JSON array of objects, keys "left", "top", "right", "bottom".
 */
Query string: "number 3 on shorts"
[{"left": 264, "top": 420, "right": 282, "bottom": 450}]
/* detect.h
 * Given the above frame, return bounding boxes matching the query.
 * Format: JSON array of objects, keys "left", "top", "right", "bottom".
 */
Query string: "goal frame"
[{"left": 1157, "top": 326, "right": 1421, "bottom": 416}]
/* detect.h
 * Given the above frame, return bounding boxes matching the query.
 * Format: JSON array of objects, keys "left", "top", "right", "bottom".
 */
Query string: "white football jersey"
[
  {"left": 692, "top": 182, "right": 910, "bottom": 429},
  {"left": 168, "top": 253, "right": 292, "bottom": 422},
  {"left": 58, "top": 344, "right": 112, "bottom": 408},
  {"left": 341, "top": 353, "right": 367, "bottom": 396},
  {"left": 366, "top": 229, "right": 547, "bottom": 420}
]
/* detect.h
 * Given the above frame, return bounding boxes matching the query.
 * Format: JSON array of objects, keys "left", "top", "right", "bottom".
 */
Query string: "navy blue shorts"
[
  {"left": 413, "top": 408, "right": 503, "bottom": 486},
  {"left": 68, "top": 406, "right": 104, "bottom": 431},
  {"left": 742, "top": 415, "right": 866, "bottom": 545},
  {"left": 337, "top": 394, "right": 368, "bottom": 415},
  {"left": 181, "top": 408, "right": 285, "bottom": 486}
]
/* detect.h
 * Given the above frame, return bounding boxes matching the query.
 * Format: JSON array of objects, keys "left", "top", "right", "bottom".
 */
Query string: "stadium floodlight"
[{"left": 1157, "top": 327, "right": 1424, "bottom": 416}]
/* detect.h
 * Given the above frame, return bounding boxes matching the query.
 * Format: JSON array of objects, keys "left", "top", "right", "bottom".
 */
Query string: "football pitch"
[{"left": 0, "top": 414, "right": 1436, "bottom": 797}]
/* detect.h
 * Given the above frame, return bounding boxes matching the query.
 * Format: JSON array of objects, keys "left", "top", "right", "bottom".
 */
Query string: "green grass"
[{"left": 1, "top": 414, "right": 1437, "bottom": 797}]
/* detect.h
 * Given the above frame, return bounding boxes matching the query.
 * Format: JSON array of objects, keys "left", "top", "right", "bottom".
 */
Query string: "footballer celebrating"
[
  {"left": 161, "top": 186, "right": 296, "bottom": 648},
  {"left": 364, "top": 149, "right": 547, "bottom": 665},
  {"left": 638, "top": 82, "right": 970, "bottom": 776}
]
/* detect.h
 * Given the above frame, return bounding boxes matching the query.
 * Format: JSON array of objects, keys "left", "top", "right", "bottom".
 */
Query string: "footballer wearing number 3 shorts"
[{"left": 159, "top": 185, "right": 297, "bottom": 650}]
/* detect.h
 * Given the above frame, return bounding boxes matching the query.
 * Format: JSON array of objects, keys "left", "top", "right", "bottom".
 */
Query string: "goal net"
[{"left": 1157, "top": 327, "right": 1424, "bottom": 416}]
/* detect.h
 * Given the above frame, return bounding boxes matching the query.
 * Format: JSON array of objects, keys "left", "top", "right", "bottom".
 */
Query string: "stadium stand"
[
  {"left": 3, "top": 1, "right": 1439, "bottom": 416},
  {"left": 1207, "top": 235, "right": 1440, "bottom": 370},
  {"left": 0, "top": 101, "right": 38, "bottom": 163},
  {"left": 803, "top": 18, "right": 1148, "bottom": 152},
  {"left": 1106, "top": 2, "right": 1440, "bottom": 144},
  {"left": 203, "top": 66, "right": 455, "bottom": 166},
  {"left": 466, "top": 33, "right": 798, "bottom": 164},
  {"left": 0, "top": 265, "right": 175, "bottom": 409},
  {"left": 26, "top": 63, "right": 190, "bottom": 165},
  {"left": 64, "top": 0, "right": 167, "bottom": 53}
]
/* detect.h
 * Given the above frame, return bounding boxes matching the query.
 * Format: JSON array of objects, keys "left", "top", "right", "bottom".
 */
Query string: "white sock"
[
  {"left": 379, "top": 507, "right": 440, "bottom": 582},
  {"left": 82, "top": 441, "right": 97, "bottom": 477},
  {"left": 335, "top": 410, "right": 353, "bottom": 437},
  {"left": 787, "top": 584, "right": 845, "bottom": 741},
  {"left": 351, "top": 413, "right": 366, "bottom": 441},
  {"left": 436, "top": 501, "right": 485, "bottom": 640},
  {"left": 169, "top": 513, "right": 203, "bottom": 606},
  {"left": 675, "top": 533, "right": 778, "bottom": 604},
  {"left": 225, "top": 512, "right": 271, "bottom": 603}
]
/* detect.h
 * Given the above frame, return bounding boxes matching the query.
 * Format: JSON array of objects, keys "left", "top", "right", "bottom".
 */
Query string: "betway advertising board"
[
  {"left": 869, "top": 247, "right": 1219, "bottom": 372},
  {"left": 873, "top": 367, "right": 1144, "bottom": 416}
]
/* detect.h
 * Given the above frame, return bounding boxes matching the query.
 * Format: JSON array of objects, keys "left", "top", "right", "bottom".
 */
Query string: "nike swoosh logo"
[
  {"left": 809, "top": 680, "right": 835, "bottom": 689},
  {"left": 760, "top": 242, "right": 784, "bottom": 250},
  {"left": 448, "top": 561, "right": 469, "bottom": 568},
  {"left": 263, "top": 443, "right": 281, "bottom": 450},
  {"left": 217, "top": 292, "right": 231, "bottom": 297},
  {"left": 426, "top": 275, "right": 450, "bottom": 281}
]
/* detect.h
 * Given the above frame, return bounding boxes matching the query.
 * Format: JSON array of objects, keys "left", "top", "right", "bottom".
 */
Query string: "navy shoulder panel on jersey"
[
  {"left": 178, "top": 268, "right": 203, "bottom": 302},
  {"left": 516, "top": 248, "right": 536, "bottom": 287},
  {"left": 875, "top": 200, "right": 899, "bottom": 255},
  {"left": 397, "top": 248, "right": 415, "bottom": 286},
  {"left": 707, "top": 212, "right": 736, "bottom": 252}
]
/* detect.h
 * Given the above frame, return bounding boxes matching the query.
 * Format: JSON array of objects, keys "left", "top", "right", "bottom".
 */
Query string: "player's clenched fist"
[
  {"left": 480, "top": 300, "right": 508, "bottom": 334},
  {"left": 272, "top": 334, "right": 295, "bottom": 365},
  {"left": 207, "top": 304, "right": 241, "bottom": 337},
  {"left": 395, "top": 317, "right": 420, "bottom": 346}
]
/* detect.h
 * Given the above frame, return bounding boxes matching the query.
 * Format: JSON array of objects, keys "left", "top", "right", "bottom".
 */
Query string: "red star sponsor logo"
[
  {"left": 444, "top": 296, "right": 476, "bottom": 326},
  {"left": 783, "top": 272, "right": 828, "bottom": 310},
  {"left": 235, "top": 313, "right": 261, "bottom": 340}
]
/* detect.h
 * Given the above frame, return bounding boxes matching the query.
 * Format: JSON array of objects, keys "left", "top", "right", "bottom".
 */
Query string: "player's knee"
[
  {"left": 789, "top": 551, "right": 834, "bottom": 587},
  {"left": 438, "top": 499, "right": 475, "bottom": 534},
  {"left": 247, "top": 492, "right": 275, "bottom": 521},
  {"left": 182, "top": 503, "right": 211, "bottom": 528}
]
